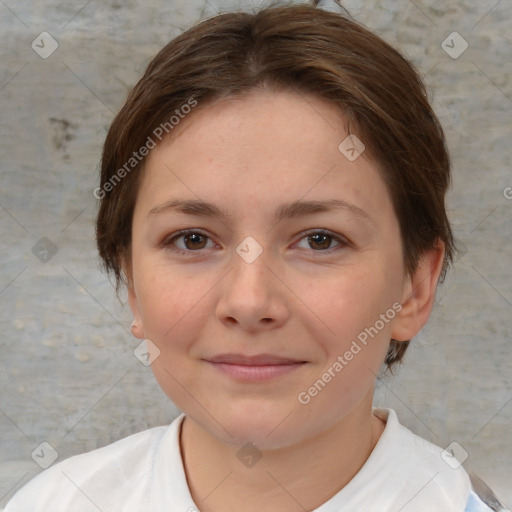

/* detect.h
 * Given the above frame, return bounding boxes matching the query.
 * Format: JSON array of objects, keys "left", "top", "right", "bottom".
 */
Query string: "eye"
[
  {"left": 294, "top": 230, "right": 348, "bottom": 252},
  {"left": 164, "top": 230, "right": 216, "bottom": 253},
  {"left": 163, "top": 228, "right": 348, "bottom": 255}
]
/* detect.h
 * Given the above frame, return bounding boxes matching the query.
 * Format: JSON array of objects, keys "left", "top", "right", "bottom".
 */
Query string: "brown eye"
[
  {"left": 182, "top": 233, "right": 208, "bottom": 250},
  {"left": 308, "top": 233, "right": 333, "bottom": 250},
  {"left": 295, "top": 230, "right": 347, "bottom": 252},
  {"left": 165, "top": 230, "right": 215, "bottom": 253}
]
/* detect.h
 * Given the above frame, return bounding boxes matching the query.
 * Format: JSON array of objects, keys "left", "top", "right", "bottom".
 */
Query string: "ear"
[
  {"left": 122, "top": 254, "right": 145, "bottom": 340},
  {"left": 391, "top": 240, "right": 445, "bottom": 342}
]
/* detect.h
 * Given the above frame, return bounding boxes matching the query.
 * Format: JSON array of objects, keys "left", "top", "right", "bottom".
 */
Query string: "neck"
[{"left": 179, "top": 394, "right": 386, "bottom": 512}]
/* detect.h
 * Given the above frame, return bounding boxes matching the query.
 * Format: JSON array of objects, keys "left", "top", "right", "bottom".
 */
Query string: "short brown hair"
[{"left": 95, "top": 2, "right": 455, "bottom": 370}]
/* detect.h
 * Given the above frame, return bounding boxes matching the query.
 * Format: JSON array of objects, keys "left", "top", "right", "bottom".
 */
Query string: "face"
[{"left": 127, "top": 88, "right": 411, "bottom": 450}]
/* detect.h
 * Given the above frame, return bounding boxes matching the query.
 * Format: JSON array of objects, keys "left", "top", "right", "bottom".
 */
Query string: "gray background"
[{"left": 1, "top": 0, "right": 511, "bottom": 508}]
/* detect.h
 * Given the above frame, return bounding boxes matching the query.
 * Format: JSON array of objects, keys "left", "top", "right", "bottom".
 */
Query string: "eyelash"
[{"left": 162, "top": 229, "right": 349, "bottom": 256}]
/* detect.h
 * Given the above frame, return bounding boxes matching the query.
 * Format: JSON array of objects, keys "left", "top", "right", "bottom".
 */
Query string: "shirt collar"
[{"left": 151, "top": 408, "right": 470, "bottom": 512}]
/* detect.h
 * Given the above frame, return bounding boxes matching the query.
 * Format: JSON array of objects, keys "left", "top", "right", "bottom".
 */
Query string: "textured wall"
[{"left": 1, "top": 0, "right": 511, "bottom": 508}]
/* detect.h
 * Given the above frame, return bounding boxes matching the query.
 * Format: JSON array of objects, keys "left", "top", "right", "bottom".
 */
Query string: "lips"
[
  {"left": 204, "top": 353, "right": 307, "bottom": 382},
  {"left": 205, "top": 353, "right": 306, "bottom": 365}
]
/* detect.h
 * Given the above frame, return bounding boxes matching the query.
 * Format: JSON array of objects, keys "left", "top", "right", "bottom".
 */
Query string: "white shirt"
[{"left": 3, "top": 408, "right": 489, "bottom": 511}]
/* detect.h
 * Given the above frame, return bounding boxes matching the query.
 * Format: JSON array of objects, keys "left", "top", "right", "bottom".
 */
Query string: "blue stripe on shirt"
[{"left": 464, "top": 489, "right": 498, "bottom": 511}]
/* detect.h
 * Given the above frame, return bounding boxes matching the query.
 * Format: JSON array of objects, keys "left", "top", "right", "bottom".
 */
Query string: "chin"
[{"left": 210, "top": 402, "right": 311, "bottom": 450}]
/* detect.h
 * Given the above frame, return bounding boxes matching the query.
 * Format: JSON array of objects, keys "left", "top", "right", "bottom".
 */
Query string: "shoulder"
[
  {"left": 375, "top": 409, "right": 508, "bottom": 512},
  {"left": 3, "top": 424, "right": 170, "bottom": 512},
  {"left": 373, "top": 408, "right": 471, "bottom": 511}
]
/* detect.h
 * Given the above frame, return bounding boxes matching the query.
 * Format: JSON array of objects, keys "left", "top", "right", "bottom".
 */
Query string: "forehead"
[{"left": 135, "top": 88, "right": 393, "bottom": 225}]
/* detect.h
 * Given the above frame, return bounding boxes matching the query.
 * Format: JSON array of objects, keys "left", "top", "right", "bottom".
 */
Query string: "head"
[{"left": 95, "top": 3, "right": 454, "bottom": 447}]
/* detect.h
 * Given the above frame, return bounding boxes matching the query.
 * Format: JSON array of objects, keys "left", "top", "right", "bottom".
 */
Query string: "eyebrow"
[{"left": 147, "top": 198, "right": 372, "bottom": 223}]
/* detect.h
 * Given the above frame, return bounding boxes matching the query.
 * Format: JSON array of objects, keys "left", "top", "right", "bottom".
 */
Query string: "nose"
[{"left": 215, "top": 241, "right": 290, "bottom": 332}]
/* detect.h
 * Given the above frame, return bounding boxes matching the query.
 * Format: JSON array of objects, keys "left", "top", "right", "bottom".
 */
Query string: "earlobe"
[
  {"left": 130, "top": 319, "right": 143, "bottom": 338},
  {"left": 123, "top": 255, "right": 145, "bottom": 340},
  {"left": 391, "top": 241, "right": 446, "bottom": 342},
  {"left": 127, "top": 284, "right": 145, "bottom": 339}
]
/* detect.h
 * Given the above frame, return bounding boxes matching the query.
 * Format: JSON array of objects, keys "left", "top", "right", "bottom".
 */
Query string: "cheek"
[
  {"left": 135, "top": 267, "right": 214, "bottom": 410},
  {"left": 136, "top": 264, "right": 214, "bottom": 348},
  {"left": 297, "top": 260, "right": 401, "bottom": 393},
  {"left": 293, "top": 267, "right": 396, "bottom": 415},
  {"left": 301, "top": 264, "right": 395, "bottom": 338}
]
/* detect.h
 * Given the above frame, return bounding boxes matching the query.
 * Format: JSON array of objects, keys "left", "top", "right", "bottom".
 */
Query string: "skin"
[{"left": 126, "top": 88, "right": 445, "bottom": 512}]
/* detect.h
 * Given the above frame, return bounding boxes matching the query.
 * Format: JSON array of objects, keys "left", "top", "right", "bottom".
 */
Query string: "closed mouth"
[{"left": 204, "top": 353, "right": 307, "bottom": 365}]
